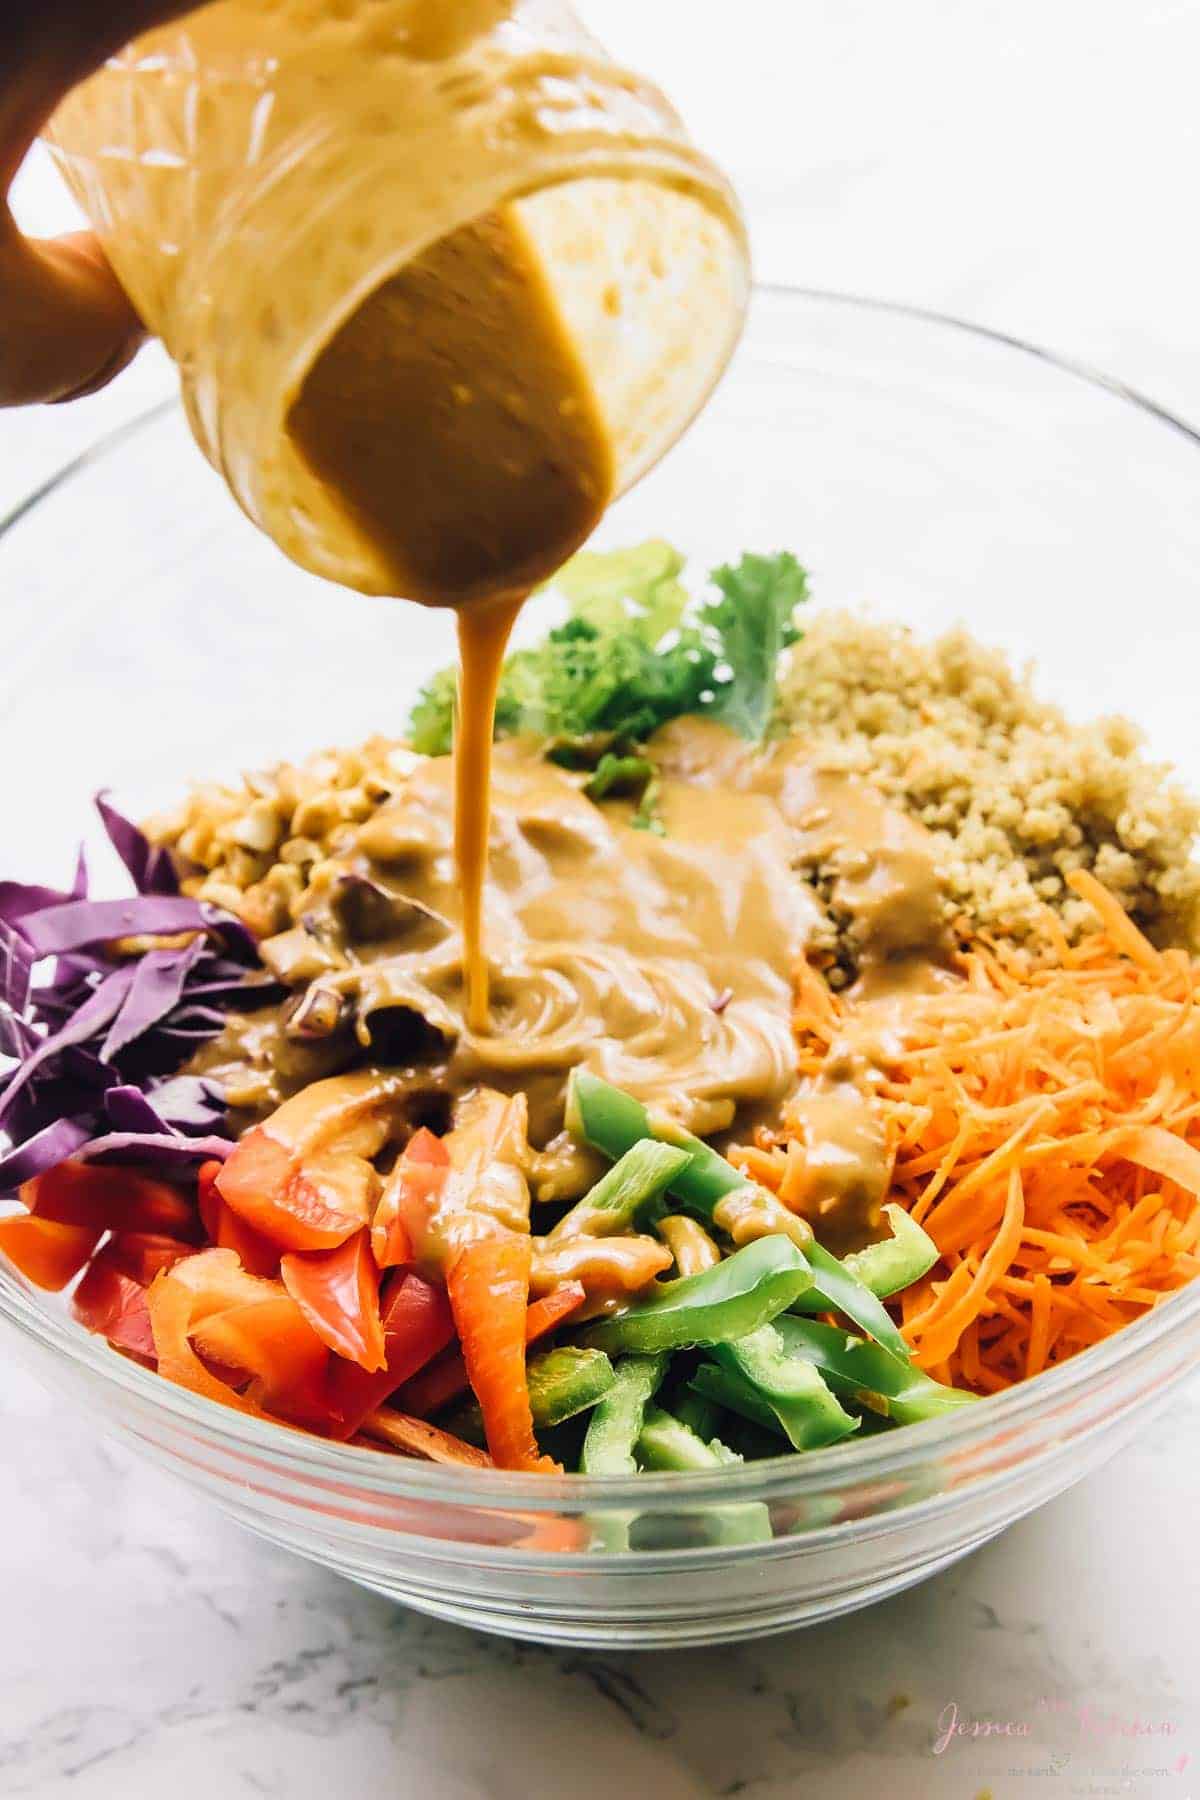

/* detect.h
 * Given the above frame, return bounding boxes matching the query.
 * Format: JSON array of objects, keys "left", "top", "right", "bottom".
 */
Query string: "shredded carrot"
[
  {"left": 1065, "top": 868, "right": 1162, "bottom": 972},
  {"left": 1121, "top": 1125, "right": 1200, "bottom": 1195},
  {"left": 910, "top": 1169, "right": 1026, "bottom": 1369},
  {"left": 359, "top": 1407, "right": 493, "bottom": 1468},
  {"left": 759, "top": 878, "right": 1200, "bottom": 1392}
]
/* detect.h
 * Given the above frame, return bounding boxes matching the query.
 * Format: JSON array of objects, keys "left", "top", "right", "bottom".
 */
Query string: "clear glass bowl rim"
[{"left": 3, "top": 282, "right": 1200, "bottom": 1516}]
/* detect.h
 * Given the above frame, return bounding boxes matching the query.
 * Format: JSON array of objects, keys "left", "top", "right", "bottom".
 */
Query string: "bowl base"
[{"left": 340, "top": 1531, "right": 1002, "bottom": 1648}]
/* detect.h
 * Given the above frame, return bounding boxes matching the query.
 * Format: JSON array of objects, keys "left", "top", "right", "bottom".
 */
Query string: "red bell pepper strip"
[
  {"left": 72, "top": 1248, "right": 157, "bottom": 1360},
  {"left": 396, "top": 1280, "right": 586, "bottom": 1418},
  {"left": 370, "top": 1127, "right": 449, "bottom": 1270},
  {"left": 446, "top": 1235, "right": 558, "bottom": 1473},
  {"left": 147, "top": 1248, "right": 329, "bottom": 1422},
  {"left": 0, "top": 1212, "right": 100, "bottom": 1291},
  {"left": 280, "top": 1228, "right": 386, "bottom": 1372},
  {"left": 214, "top": 1072, "right": 396, "bottom": 1252},
  {"left": 201, "top": 1299, "right": 332, "bottom": 1425},
  {"left": 405, "top": 1128, "right": 451, "bottom": 1166},
  {"left": 145, "top": 1252, "right": 258, "bottom": 1414},
  {"left": 197, "top": 1159, "right": 279, "bottom": 1278},
  {"left": 216, "top": 1126, "right": 375, "bottom": 1252},
  {"left": 21, "top": 1160, "right": 201, "bottom": 1240},
  {"left": 326, "top": 1268, "right": 455, "bottom": 1440},
  {"left": 370, "top": 1209, "right": 412, "bottom": 1273},
  {"left": 105, "top": 1232, "right": 193, "bottom": 1285}
]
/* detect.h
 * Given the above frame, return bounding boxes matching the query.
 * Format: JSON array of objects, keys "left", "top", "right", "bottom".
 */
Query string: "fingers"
[
  {"left": 0, "top": 1, "right": 202, "bottom": 407},
  {"left": 0, "top": 218, "right": 146, "bottom": 406}
]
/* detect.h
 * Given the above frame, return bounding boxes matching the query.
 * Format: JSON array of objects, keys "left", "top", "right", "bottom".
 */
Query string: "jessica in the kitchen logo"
[{"left": 932, "top": 1696, "right": 1187, "bottom": 1760}]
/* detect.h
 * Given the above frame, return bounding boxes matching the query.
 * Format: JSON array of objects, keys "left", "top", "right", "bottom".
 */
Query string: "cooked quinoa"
[{"left": 777, "top": 612, "right": 1200, "bottom": 950}]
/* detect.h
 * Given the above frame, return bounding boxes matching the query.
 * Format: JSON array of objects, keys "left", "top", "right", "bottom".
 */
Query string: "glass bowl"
[{"left": 3, "top": 288, "right": 1200, "bottom": 1649}]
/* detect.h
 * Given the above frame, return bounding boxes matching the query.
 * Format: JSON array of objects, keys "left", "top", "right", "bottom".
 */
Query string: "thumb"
[{"left": 0, "top": 217, "right": 146, "bottom": 406}]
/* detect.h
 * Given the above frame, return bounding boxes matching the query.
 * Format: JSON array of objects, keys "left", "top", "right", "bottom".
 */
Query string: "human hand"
[{"left": 0, "top": 1, "right": 200, "bottom": 405}]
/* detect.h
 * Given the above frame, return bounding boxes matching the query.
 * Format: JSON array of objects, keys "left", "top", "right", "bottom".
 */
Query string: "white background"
[{"left": 2, "top": 6, "right": 1198, "bottom": 1797}]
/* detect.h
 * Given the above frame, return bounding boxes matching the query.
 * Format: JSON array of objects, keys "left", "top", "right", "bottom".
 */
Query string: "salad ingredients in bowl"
[
  {"left": 4, "top": 542, "right": 1198, "bottom": 1491},
  {"left": 4, "top": 290, "right": 1200, "bottom": 1646}
]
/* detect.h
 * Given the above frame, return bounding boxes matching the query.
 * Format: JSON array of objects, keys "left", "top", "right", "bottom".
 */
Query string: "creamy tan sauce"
[
  {"left": 636, "top": 717, "right": 954, "bottom": 1246},
  {"left": 454, "top": 595, "right": 526, "bottom": 1033},
  {"left": 656, "top": 1214, "right": 722, "bottom": 1278},
  {"left": 288, "top": 203, "right": 615, "bottom": 1032},
  {"left": 771, "top": 748, "right": 950, "bottom": 1246},
  {"left": 194, "top": 722, "right": 952, "bottom": 1242},
  {"left": 778, "top": 1084, "right": 889, "bottom": 1253},
  {"left": 287, "top": 208, "right": 613, "bottom": 612},
  {"left": 262, "top": 739, "right": 822, "bottom": 1139},
  {"left": 653, "top": 716, "right": 947, "bottom": 981}
]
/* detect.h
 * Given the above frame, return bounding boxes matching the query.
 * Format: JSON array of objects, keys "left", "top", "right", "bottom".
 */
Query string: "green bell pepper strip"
[
  {"left": 774, "top": 1315, "right": 977, "bottom": 1425},
  {"left": 690, "top": 1363, "right": 784, "bottom": 1438},
  {"left": 525, "top": 1345, "right": 617, "bottom": 1425},
  {"left": 567, "top": 1072, "right": 924, "bottom": 1358},
  {"left": 581, "top": 1235, "right": 813, "bottom": 1357},
  {"left": 672, "top": 1388, "right": 723, "bottom": 1443},
  {"left": 791, "top": 1240, "right": 912, "bottom": 1362},
  {"left": 636, "top": 1406, "right": 736, "bottom": 1471},
  {"left": 580, "top": 1353, "right": 668, "bottom": 1551},
  {"left": 713, "top": 1324, "right": 859, "bottom": 1450},
  {"left": 580, "top": 1353, "right": 668, "bottom": 1477},
  {"left": 566, "top": 1070, "right": 743, "bottom": 1219},
  {"left": 443, "top": 1344, "right": 616, "bottom": 1445},
  {"left": 634, "top": 1408, "right": 771, "bottom": 1546},
  {"left": 550, "top": 1140, "right": 691, "bottom": 1240},
  {"left": 842, "top": 1202, "right": 940, "bottom": 1298},
  {"left": 691, "top": 1361, "right": 894, "bottom": 1441}
]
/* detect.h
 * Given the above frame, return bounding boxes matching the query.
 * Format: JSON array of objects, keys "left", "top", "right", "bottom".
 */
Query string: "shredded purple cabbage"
[
  {"left": 0, "top": 921, "right": 34, "bottom": 1016},
  {"left": 94, "top": 790, "right": 179, "bottom": 897},
  {"left": 0, "top": 1119, "right": 93, "bottom": 1189},
  {"left": 100, "top": 940, "right": 207, "bottom": 1063},
  {"left": 19, "top": 895, "right": 252, "bottom": 959},
  {"left": 103, "top": 1079, "right": 227, "bottom": 1137},
  {"left": 0, "top": 800, "right": 277, "bottom": 1195},
  {"left": 0, "top": 962, "right": 139, "bottom": 1129}
]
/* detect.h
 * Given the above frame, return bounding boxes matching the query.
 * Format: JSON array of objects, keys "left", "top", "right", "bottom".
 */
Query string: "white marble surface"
[{"left": 3, "top": 3, "right": 1200, "bottom": 1794}]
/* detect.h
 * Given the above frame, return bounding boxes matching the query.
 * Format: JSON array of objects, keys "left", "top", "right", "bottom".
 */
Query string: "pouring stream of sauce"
[
  {"left": 287, "top": 204, "right": 615, "bottom": 1027},
  {"left": 454, "top": 595, "right": 524, "bottom": 1029}
]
